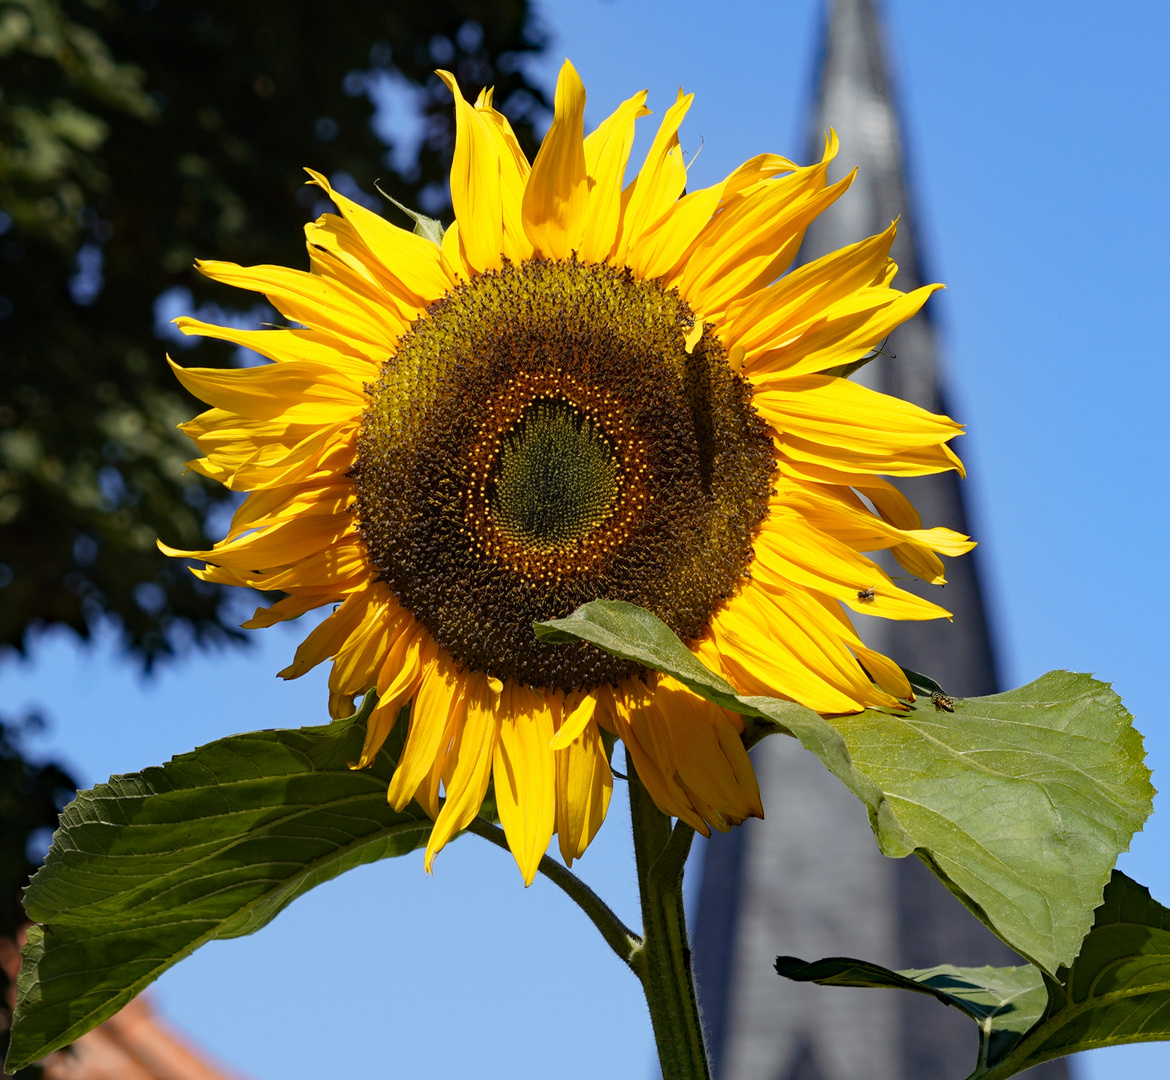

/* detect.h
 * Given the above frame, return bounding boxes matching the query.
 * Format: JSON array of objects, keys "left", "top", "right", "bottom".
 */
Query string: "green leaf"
[
  {"left": 535, "top": 600, "right": 1153, "bottom": 973},
  {"left": 775, "top": 872, "right": 1170, "bottom": 1079},
  {"left": 775, "top": 956, "right": 1046, "bottom": 1071},
  {"left": 6, "top": 698, "right": 429, "bottom": 1072},
  {"left": 1010, "top": 870, "right": 1170, "bottom": 1076}
]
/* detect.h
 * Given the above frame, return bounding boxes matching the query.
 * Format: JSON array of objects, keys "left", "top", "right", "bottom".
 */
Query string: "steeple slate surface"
[
  {"left": 805, "top": 0, "right": 921, "bottom": 284},
  {"left": 692, "top": 3, "right": 1068, "bottom": 1078},
  {"left": 802, "top": 0, "right": 998, "bottom": 708}
]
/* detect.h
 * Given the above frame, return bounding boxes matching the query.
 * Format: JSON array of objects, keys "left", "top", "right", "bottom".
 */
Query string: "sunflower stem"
[
  {"left": 465, "top": 817, "right": 642, "bottom": 966},
  {"left": 628, "top": 755, "right": 711, "bottom": 1080}
]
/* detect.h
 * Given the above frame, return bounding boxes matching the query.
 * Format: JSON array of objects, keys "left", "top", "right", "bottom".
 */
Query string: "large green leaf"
[
  {"left": 6, "top": 698, "right": 430, "bottom": 1072},
  {"left": 535, "top": 600, "right": 1153, "bottom": 973},
  {"left": 776, "top": 872, "right": 1170, "bottom": 1079}
]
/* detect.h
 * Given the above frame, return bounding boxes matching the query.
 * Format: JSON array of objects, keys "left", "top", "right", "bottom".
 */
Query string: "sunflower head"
[
  {"left": 163, "top": 60, "right": 973, "bottom": 884},
  {"left": 352, "top": 256, "right": 775, "bottom": 693}
]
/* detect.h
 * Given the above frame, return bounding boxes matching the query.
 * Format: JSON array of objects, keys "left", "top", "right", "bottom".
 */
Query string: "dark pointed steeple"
[
  {"left": 691, "top": 3, "right": 1067, "bottom": 1078},
  {"left": 799, "top": 0, "right": 998, "bottom": 696}
]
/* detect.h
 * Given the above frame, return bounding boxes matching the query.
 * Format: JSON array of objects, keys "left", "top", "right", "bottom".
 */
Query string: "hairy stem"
[
  {"left": 466, "top": 817, "right": 642, "bottom": 966},
  {"left": 628, "top": 756, "right": 711, "bottom": 1080}
]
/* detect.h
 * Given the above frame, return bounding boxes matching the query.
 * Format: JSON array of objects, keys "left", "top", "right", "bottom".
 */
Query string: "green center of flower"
[
  {"left": 353, "top": 258, "right": 774, "bottom": 692},
  {"left": 491, "top": 399, "right": 620, "bottom": 551}
]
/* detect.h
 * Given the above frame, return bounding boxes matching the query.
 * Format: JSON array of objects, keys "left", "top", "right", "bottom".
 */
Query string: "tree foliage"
[
  {"left": 0, "top": 712, "right": 77, "bottom": 1077},
  {"left": 0, "top": 0, "right": 549, "bottom": 665}
]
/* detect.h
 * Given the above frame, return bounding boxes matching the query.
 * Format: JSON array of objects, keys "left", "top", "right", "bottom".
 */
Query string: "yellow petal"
[
  {"left": 327, "top": 592, "right": 411, "bottom": 705},
  {"left": 302, "top": 216, "right": 428, "bottom": 334},
  {"left": 609, "top": 688, "right": 709, "bottom": 834},
  {"left": 193, "top": 540, "right": 367, "bottom": 594},
  {"left": 475, "top": 94, "right": 532, "bottom": 263},
  {"left": 523, "top": 59, "right": 588, "bottom": 257},
  {"left": 168, "top": 358, "right": 362, "bottom": 423},
  {"left": 613, "top": 90, "right": 693, "bottom": 264},
  {"left": 680, "top": 136, "right": 851, "bottom": 315},
  {"left": 352, "top": 622, "right": 429, "bottom": 769},
  {"left": 779, "top": 478, "right": 976, "bottom": 583},
  {"left": 554, "top": 719, "right": 613, "bottom": 865},
  {"left": 721, "top": 224, "right": 897, "bottom": 359},
  {"left": 777, "top": 430, "right": 965, "bottom": 480},
  {"left": 171, "top": 506, "right": 354, "bottom": 578},
  {"left": 386, "top": 642, "right": 460, "bottom": 811},
  {"left": 436, "top": 217, "right": 465, "bottom": 280},
  {"left": 243, "top": 592, "right": 334, "bottom": 630},
  {"left": 650, "top": 679, "right": 762, "bottom": 830},
  {"left": 633, "top": 152, "right": 798, "bottom": 290},
  {"left": 753, "top": 513, "right": 953, "bottom": 621},
  {"left": 352, "top": 694, "right": 407, "bottom": 771},
  {"left": 277, "top": 583, "right": 376, "bottom": 680},
  {"left": 195, "top": 259, "right": 400, "bottom": 355},
  {"left": 852, "top": 644, "right": 914, "bottom": 701},
  {"left": 755, "top": 374, "right": 963, "bottom": 460},
  {"left": 303, "top": 168, "right": 456, "bottom": 304},
  {"left": 579, "top": 90, "right": 650, "bottom": 263},
  {"left": 175, "top": 318, "right": 378, "bottom": 379},
  {"left": 853, "top": 478, "right": 959, "bottom": 583},
  {"left": 222, "top": 480, "right": 351, "bottom": 541},
  {"left": 712, "top": 585, "right": 873, "bottom": 713},
  {"left": 717, "top": 153, "right": 800, "bottom": 200},
  {"left": 179, "top": 406, "right": 358, "bottom": 492},
  {"left": 856, "top": 476, "right": 923, "bottom": 530},
  {"left": 549, "top": 692, "right": 599, "bottom": 751},
  {"left": 474, "top": 89, "right": 530, "bottom": 178},
  {"left": 426, "top": 673, "right": 501, "bottom": 870},
  {"left": 415, "top": 688, "right": 466, "bottom": 820},
  {"left": 437, "top": 70, "right": 532, "bottom": 272},
  {"left": 493, "top": 685, "right": 556, "bottom": 885},
  {"left": 627, "top": 183, "right": 724, "bottom": 282},
  {"left": 746, "top": 283, "right": 943, "bottom": 379},
  {"left": 192, "top": 420, "right": 356, "bottom": 493},
  {"left": 438, "top": 70, "right": 503, "bottom": 271}
]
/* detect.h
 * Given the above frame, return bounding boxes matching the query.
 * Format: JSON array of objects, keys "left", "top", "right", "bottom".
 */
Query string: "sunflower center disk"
[
  {"left": 490, "top": 400, "right": 620, "bottom": 551},
  {"left": 353, "top": 259, "right": 775, "bottom": 693}
]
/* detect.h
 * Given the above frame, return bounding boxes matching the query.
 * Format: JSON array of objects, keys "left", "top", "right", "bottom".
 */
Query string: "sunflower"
[{"left": 163, "top": 61, "right": 974, "bottom": 884}]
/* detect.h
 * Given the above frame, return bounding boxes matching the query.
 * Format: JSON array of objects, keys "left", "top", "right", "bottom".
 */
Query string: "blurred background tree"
[
  {"left": 0, "top": 0, "right": 550, "bottom": 667},
  {"left": 0, "top": 711, "right": 77, "bottom": 1075}
]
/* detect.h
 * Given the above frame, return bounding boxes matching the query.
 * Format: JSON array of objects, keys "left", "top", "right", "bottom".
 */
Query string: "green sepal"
[
  {"left": 534, "top": 600, "right": 1153, "bottom": 974},
  {"left": 819, "top": 337, "right": 891, "bottom": 379},
  {"left": 6, "top": 695, "right": 429, "bottom": 1072},
  {"left": 898, "top": 664, "right": 948, "bottom": 696},
  {"left": 777, "top": 872, "right": 1170, "bottom": 1079},
  {"left": 376, "top": 181, "right": 446, "bottom": 244}
]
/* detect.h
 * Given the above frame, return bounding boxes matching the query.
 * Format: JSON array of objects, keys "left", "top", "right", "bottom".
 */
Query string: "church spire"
[
  {"left": 691, "top": 3, "right": 1067, "bottom": 1077},
  {"left": 801, "top": 0, "right": 925, "bottom": 288},
  {"left": 801, "top": 0, "right": 1000, "bottom": 704}
]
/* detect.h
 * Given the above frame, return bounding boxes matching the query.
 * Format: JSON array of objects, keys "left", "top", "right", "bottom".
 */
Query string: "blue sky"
[{"left": 4, "top": 1, "right": 1169, "bottom": 1077}]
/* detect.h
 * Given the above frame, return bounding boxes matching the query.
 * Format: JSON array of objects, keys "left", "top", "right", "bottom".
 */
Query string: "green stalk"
[{"left": 627, "top": 756, "right": 712, "bottom": 1080}]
